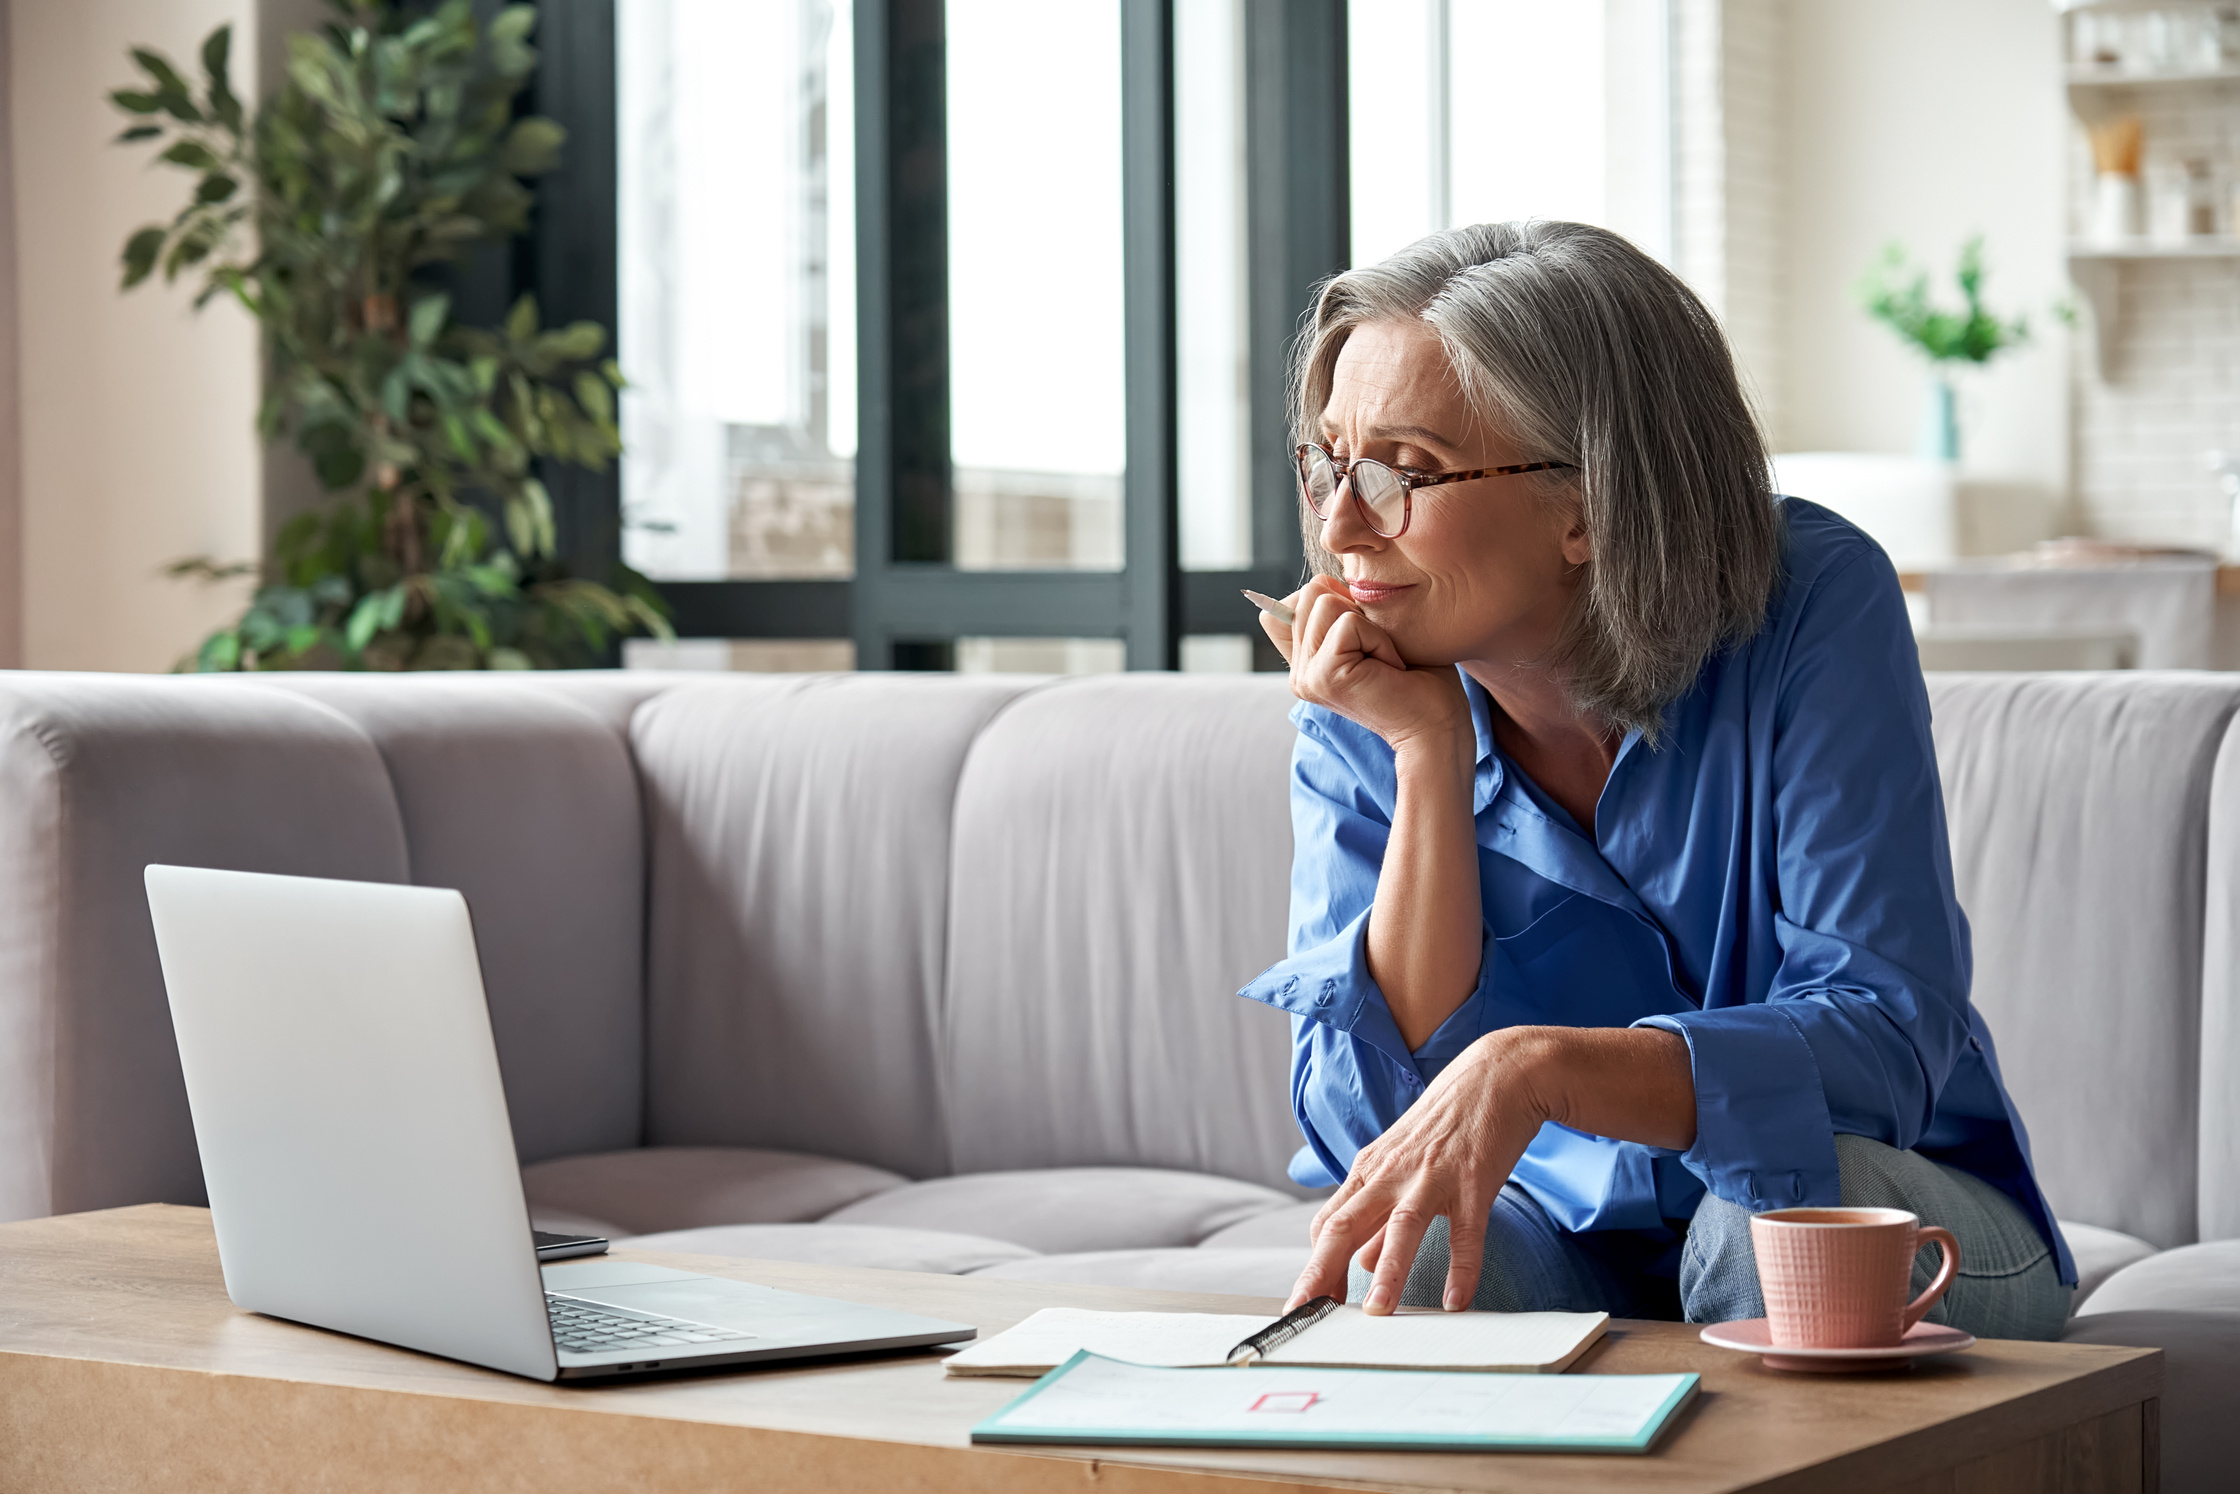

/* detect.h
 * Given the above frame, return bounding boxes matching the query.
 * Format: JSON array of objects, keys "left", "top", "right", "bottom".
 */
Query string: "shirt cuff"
[
  {"left": 1238, "top": 907, "right": 1417, "bottom": 1073},
  {"left": 1633, "top": 1005, "right": 1842, "bottom": 1213}
]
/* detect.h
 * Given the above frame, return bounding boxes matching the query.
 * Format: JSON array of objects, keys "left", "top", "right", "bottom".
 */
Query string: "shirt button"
[{"left": 1969, "top": 1036, "right": 1983, "bottom": 1053}]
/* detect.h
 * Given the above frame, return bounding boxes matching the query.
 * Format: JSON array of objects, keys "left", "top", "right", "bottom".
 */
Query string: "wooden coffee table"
[{"left": 0, "top": 1205, "right": 2160, "bottom": 1493}]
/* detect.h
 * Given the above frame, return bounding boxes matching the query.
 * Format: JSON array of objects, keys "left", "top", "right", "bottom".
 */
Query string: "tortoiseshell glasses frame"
[{"left": 1295, "top": 442, "right": 1576, "bottom": 539}]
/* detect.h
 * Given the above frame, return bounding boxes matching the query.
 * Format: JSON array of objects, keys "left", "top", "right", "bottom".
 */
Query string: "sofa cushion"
[
  {"left": 2073, "top": 1239, "right": 2240, "bottom": 1316},
  {"left": 229, "top": 676, "right": 649, "bottom": 1166},
  {"left": 941, "top": 675, "right": 1306, "bottom": 1191},
  {"left": 2060, "top": 1310, "right": 2240, "bottom": 1494},
  {"left": 633, "top": 674, "right": 1038, "bottom": 1178},
  {"left": 821, "top": 1167, "right": 1297, "bottom": 1253},
  {"left": 620, "top": 1223, "right": 1037, "bottom": 1276},
  {"left": 0, "top": 675, "right": 412, "bottom": 1223},
  {"left": 972, "top": 1248, "right": 1303, "bottom": 1300},
  {"left": 1927, "top": 674, "right": 2240, "bottom": 1248},
  {"left": 2060, "top": 1221, "right": 2162, "bottom": 1309},
  {"left": 1197, "top": 1200, "right": 1325, "bottom": 1249},
  {"left": 521, "top": 1147, "right": 908, "bottom": 1236}
]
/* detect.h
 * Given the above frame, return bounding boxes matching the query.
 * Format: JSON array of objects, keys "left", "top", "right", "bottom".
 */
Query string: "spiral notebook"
[
  {"left": 971, "top": 1352, "right": 1698, "bottom": 1454},
  {"left": 941, "top": 1305, "right": 1609, "bottom": 1377}
]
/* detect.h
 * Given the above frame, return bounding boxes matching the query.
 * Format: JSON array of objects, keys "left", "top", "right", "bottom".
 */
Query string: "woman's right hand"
[{"left": 1261, "top": 577, "right": 1470, "bottom": 757}]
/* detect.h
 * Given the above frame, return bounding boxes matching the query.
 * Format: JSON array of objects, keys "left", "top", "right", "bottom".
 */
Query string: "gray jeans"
[{"left": 1348, "top": 1135, "right": 2074, "bottom": 1341}]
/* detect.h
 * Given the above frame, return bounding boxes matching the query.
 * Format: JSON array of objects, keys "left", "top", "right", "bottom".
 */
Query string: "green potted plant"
[
  {"left": 112, "top": 0, "right": 670, "bottom": 670},
  {"left": 1853, "top": 236, "right": 2033, "bottom": 467}
]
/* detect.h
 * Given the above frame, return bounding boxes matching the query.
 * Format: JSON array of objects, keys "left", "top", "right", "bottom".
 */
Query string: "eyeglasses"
[{"left": 1295, "top": 443, "right": 1575, "bottom": 539}]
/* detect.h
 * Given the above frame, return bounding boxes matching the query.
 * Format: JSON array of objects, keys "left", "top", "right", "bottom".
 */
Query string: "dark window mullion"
[
  {"left": 1122, "top": 0, "right": 1180, "bottom": 670},
  {"left": 1245, "top": 0, "right": 1348, "bottom": 592},
  {"left": 854, "top": 0, "right": 954, "bottom": 669}
]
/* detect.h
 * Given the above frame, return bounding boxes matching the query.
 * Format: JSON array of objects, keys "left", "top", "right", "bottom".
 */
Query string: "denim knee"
[{"left": 1678, "top": 1189, "right": 1764, "bottom": 1324}]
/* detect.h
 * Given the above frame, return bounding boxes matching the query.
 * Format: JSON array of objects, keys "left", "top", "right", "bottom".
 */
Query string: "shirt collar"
[{"left": 1456, "top": 666, "right": 1651, "bottom": 919}]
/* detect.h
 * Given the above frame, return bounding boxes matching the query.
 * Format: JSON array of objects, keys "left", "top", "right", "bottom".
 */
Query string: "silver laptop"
[{"left": 144, "top": 864, "right": 976, "bottom": 1382}]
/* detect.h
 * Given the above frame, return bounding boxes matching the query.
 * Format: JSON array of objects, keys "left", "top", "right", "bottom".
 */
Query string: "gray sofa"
[{"left": 1, "top": 667, "right": 2235, "bottom": 1485}]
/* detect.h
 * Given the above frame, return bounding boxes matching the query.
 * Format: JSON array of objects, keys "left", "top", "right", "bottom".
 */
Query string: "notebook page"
[
  {"left": 943, "top": 1307, "right": 1271, "bottom": 1376},
  {"left": 1263, "top": 1306, "right": 1608, "bottom": 1372}
]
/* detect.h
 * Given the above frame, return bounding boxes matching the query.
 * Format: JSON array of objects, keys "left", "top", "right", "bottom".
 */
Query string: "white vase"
[{"left": 2091, "top": 173, "right": 2143, "bottom": 243}]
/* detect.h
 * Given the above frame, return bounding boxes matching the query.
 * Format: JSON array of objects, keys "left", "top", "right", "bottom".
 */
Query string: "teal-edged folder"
[{"left": 971, "top": 1351, "right": 1699, "bottom": 1455}]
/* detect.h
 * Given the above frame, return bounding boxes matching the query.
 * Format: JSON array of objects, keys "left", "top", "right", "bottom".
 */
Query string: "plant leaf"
[
  {"left": 114, "top": 123, "right": 164, "bottom": 143},
  {"left": 120, "top": 226, "right": 167, "bottom": 288},
  {"left": 110, "top": 89, "right": 163, "bottom": 115},
  {"left": 345, "top": 593, "right": 385, "bottom": 651},
  {"left": 497, "top": 116, "right": 565, "bottom": 176},
  {"left": 504, "top": 293, "right": 539, "bottom": 342},
  {"left": 159, "top": 139, "right": 220, "bottom": 171},
  {"left": 131, "top": 48, "right": 191, "bottom": 96},
  {"left": 407, "top": 292, "right": 450, "bottom": 348}
]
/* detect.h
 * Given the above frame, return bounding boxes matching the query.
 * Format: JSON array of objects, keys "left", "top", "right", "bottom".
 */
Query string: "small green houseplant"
[
  {"left": 113, "top": 0, "right": 670, "bottom": 670},
  {"left": 1853, "top": 236, "right": 2033, "bottom": 466}
]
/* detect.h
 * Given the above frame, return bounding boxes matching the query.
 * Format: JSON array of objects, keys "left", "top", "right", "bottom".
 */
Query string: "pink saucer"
[{"left": 1698, "top": 1317, "right": 1976, "bottom": 1373}]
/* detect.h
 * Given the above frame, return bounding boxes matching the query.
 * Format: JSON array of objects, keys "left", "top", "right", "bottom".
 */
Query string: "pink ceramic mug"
[{"left": 1749, "top": 1207, "right": 1960, "bottom": 1349}]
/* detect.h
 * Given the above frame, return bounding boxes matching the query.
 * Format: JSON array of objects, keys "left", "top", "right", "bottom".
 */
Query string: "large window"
[
  {"left": 946, "top": 0, "right": 1127, "bottom": 575},
  {"left": 619, "top": 0, "right": 857, "bottom": 583},
  {"left": 606, "top": 0, "right": 1351, "bottom": 674}
]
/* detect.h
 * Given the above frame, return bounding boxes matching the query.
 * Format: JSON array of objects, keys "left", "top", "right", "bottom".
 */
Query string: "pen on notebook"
[
  {"left": 1226, "top": 1294, "right": 1339, "bottom": 1366},
  {"left": 1242, "top": 589, "right": 1295, "bottom": 627}
]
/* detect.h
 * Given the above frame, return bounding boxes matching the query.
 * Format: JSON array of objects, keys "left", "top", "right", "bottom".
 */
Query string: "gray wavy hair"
[{"left": 1293, "top": 220, "right": 1782, "bottom": 740}]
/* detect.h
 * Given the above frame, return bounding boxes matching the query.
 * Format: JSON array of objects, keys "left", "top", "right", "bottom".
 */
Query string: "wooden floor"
[{"left": 0, "top": 1205, "right": 2162, "bottom": 1494}]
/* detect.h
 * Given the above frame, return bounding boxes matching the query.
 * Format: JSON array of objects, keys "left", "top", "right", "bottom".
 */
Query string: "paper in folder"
[
  {"left": 942, "top": 1304, "right": 1609, "bottom": 1377},
  {"left": 971, "top": 1352, "right": 1699, "bottom": 1454}
]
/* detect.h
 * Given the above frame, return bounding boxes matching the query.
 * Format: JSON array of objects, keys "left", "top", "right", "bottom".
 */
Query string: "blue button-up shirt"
[{"left": 1239, "top": 500, "right": 2074, "bottom": 1285}]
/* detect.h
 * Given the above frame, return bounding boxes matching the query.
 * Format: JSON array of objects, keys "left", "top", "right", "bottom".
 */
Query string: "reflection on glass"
[
  {"left": 956, "top": 637, "right": 1128, "bottom": 674},
  {"left": 619, "top": 0, "right": 857, "bottom": 580},
  {"left": 946, "top": 0, "right": 1126, "bottom": 571},
  {"left": 1176, "top": 0, "right": 1252, "bottom": 571}
]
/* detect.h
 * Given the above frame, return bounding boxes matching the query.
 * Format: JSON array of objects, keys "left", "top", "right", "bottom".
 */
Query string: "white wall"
[
  {"left": 1775, "top": 0, "right": 2071, "bottom": 504},
  {"left": 10, "top": 0, "right": 264, "bottom": 672},
  {"left": 1668, "top": 0, "right": 1791, "bottom": 444}
]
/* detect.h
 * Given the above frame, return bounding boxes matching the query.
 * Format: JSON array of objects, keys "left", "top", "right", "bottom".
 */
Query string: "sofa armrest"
[{"left": 0, "top": 675, "right": 407, "bottom": 1222}]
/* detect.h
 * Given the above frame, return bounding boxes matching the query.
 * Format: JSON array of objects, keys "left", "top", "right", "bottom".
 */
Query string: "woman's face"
[{"left": 1316, "top": 318, "right": 1588, "bottom": 668}]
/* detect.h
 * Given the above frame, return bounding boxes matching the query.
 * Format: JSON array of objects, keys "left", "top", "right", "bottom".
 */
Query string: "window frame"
[{"left": 549, "top": 0, "right": 1349, "bottom": 670}]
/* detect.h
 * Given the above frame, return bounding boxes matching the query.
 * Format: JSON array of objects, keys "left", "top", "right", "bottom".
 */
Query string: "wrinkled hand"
[
  {"left": 1288, "top": 1029, "right": 1555, "bottom": 1314},
  {"left": 1259, "top": 577, "right": 1468, "bottom": 756}
]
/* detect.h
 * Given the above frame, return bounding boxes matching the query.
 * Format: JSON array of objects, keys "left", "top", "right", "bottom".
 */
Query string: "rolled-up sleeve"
[
  {"left": 1239, "top": 710, "right": 1493, "bottom": 1187},
  {"left": 1635, "top": 547, "right": 1973, "bottom": 1213}
]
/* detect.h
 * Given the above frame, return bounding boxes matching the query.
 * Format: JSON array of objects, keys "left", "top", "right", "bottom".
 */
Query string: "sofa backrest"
[
  {"left": 236, "top": 675, "right": 655, "bottom": 1169},
  {"left": 1927, "top": 672, "right": 2240, "bottom": 1249},
  {"left": 0, "top": 676, "right": 409, "bottom": 1221},
  {"left": 631, "top": 673, "right": 1038, "bottom": 1180},
  {"left": 940, "top": 674, "right": 1303, "bottom": 1192},
  {"left": 0, "top": 672, "right": 656, "bottom": 1223},
  {"left": 9, "top": 667, "right": 2240, "bottom": 1242},
  {"left": 2198, "top": 723, "right": 2240, "bottom": 1241}
]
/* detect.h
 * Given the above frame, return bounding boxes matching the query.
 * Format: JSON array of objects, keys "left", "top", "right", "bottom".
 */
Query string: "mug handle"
[{"left": 1901, "top": 1225, "right": 1961, "bottom": 1332}]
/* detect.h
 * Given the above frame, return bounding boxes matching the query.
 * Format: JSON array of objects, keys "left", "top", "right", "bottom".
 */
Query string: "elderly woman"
[{"left": 1242, "top": 221, "right": 2074, "bottom": 1336}]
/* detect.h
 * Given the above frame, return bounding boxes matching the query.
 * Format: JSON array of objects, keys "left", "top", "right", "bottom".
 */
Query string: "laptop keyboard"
[{"left": 545, "top": 1292, "right": 756, "bottom": 1355}]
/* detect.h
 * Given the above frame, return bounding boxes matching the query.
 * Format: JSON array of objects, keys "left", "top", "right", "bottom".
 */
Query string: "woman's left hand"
[{"left": 1287, "top": 1028, "right": 1556, "bottom": 1314}]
